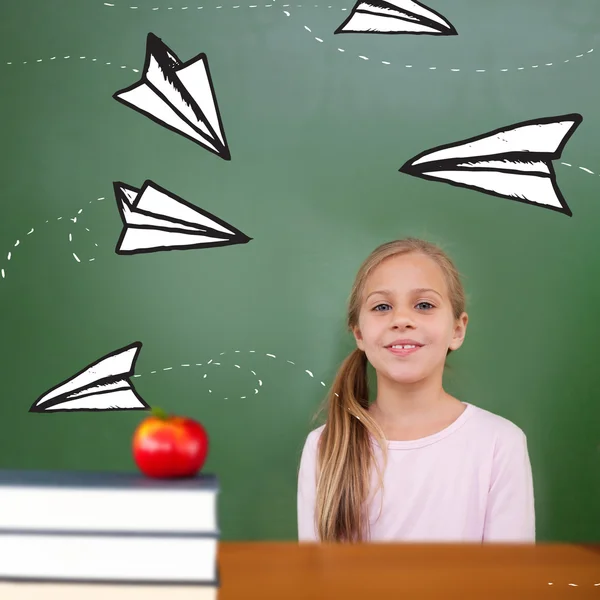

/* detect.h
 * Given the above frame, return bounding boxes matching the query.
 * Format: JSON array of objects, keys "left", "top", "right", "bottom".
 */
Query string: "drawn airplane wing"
[
  {"left": 30, "top": 343, "right": 148, "bottom": 412},
  {"left": 113, "top": 33, "right": 230, "bottom": 161},
  {"left": 399, "top": 114, "right": 583, "bottom": 216},
  {"left": 113, "top": 180, "right": 251, "bottom": 255},
  {"left": 335, "top": 0, "right": 457, "bottom": 35}
]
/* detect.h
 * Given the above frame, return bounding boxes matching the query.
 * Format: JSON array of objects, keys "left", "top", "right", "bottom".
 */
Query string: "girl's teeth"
[{"left": 392, "top": 345, "right": 416, "bottom": 349}]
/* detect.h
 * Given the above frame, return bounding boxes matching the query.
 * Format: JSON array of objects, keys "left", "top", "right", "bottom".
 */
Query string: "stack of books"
[{"left": 0, "top": 469, "right": 220, "bottom": 599}]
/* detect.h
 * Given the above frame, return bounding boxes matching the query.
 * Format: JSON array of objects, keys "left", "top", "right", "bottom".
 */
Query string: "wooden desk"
[
  {"left": 219, "top": 542, "right": 600, "bottom": 599},
  {"left": 1, "top": 543, "right": 599, "bottom": 599}
]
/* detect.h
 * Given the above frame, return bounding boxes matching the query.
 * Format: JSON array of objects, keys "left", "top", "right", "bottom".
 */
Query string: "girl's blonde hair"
[{"left": 313, "top": 238, "right": 467, "bottom": 542}]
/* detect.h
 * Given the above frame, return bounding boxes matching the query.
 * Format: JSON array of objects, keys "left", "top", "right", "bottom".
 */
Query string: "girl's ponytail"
[{"left": 314, "top": 348, "right": 386, "bottom": 542}]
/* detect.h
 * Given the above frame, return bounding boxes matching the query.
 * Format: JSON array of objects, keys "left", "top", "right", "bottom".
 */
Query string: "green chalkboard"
[{"left": 1, "top": 0, "right": 600, "bottom": 542}]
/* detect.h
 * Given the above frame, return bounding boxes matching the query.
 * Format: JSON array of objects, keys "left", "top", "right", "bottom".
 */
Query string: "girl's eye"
[
  {"left": 416, "top": 302, "right": 434, "bottom": 310},
  {"left": 373, "top": 303, "right": 391, "bottom": 311}
]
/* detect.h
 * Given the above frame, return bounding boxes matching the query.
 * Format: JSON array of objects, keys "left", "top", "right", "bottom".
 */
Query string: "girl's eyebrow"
[
  {"left": 365, "top": 287, "right": 442, "bottom": 301},
  {"left": 413, "top": 287, "right": 442, "bottom": 298},
  {"left": 365, "top": 289, "right": 392, "bottom": 301}
]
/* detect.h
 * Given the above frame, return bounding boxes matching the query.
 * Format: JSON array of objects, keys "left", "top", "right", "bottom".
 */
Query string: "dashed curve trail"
[
  {"left": 132, "top": 349, "right": 329, "bottom": 401},
  {"left": 0, "top": 197, "right": 104, "bottom": 283},
  {"left": 287, "top": 13, "right": 595, "bottom": 74},
  {"left": 3, "top": 54, "right": 140, "bottom": 72},
  {"left": 559, "top": 162, "right": 600, "bottom": 177},
  {"left": 99, "top": 1, "right": 595, "bottom": 75}
]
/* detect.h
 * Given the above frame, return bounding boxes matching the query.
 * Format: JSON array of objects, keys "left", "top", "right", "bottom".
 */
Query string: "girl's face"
[{"left": 352, "top": 252, "right": 468, "bottom": 387}]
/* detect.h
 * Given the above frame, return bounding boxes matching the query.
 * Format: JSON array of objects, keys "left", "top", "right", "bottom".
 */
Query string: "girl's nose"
[{"left": 390, "top": 308, "right": 416, "bottom": 329}]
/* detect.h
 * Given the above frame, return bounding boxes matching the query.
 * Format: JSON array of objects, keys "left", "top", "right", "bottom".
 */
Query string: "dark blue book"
[{"left": 0, "top": 469, "right": 219, "bottom": 535}]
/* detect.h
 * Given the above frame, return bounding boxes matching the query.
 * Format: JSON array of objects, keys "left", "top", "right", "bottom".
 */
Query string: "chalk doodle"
[
  {"left": 548, "top": 582, "right": 600, "bottom": 587},
  {"left": 132, "top": 358, "right": 262, "bottom": 400},
  {"left": 399, "top": 114, "right": 583, "bottom": 216},
  {"left": 30, "top": 343, "right": 148, "bottom": 412},
  {"left": 3, "top": 54, "right": 140, "bottom": 72},
  {"left": 335, "top": 0, "right": 457, "bottom": 36},
  {"left": 29, "top": 344, "right": 327, "bottom": 410},
  {"left": 113, "top": 33, "right": 231, "bottom": 160},
  {"left": 132, "top": 349, "right": 328, "bottom": 401},
  {"left": 286, "top": 13, "right": 595, "bottom": 74},
  {"left": 559, "top": 161, "right": 599, "bottom": 177},
  {"left": 67, "top": 226, "right": 99, "bottom": 265},
  {"left": 113, "top": 180, "right": 251, "bottom": 255},
  {"left": 98, "top": 2, "right": 596, "bottom": 75},
  {"left": 102, "top": 1, "right": 278, "bottom": 9},
  {"left": 0, "top": 199, "right": 103, "bottom": 283}
]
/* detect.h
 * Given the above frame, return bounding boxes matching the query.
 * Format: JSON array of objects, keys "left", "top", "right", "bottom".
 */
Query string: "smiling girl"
[{"left": 297, "top": 238, "right": 535, "bottom": 543}]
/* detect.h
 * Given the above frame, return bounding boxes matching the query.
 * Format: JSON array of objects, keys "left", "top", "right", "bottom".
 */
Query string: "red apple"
[{"left": 132, "top": 407, "right": 209, "bottom": 478}]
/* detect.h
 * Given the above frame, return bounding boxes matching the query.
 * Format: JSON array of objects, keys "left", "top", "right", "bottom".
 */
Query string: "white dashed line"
[
  {"left": 4, "top": 54, "right": 138, "bottom": 72},
  {"left": 1, "top": 197, "right": 103, "bottom": 283},
  {"left": 132, "top": 349, "right": 328, "bottom": 400},
  {"left": 283, "top": 8, "right": 595, "bottom": 74}
]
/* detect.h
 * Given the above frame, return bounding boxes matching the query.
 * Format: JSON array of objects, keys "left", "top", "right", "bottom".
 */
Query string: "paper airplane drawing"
[
  {"left": 113, "top": 180, "right": 251, "bottom": 255},
  {"left": 335, "top": 0, "right": 457, "bottom": 35},
  {"left": 30, "top": 343, "right": 148, "bottom": 412},
  {"left": 113, "top": 33, "right": 230, "bottom": 160},
  {"left": 399, "top": 113, "right": 583, "bottom": 216}
]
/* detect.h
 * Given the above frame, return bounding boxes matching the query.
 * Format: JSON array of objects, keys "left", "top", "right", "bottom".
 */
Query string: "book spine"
[{"left": 0, "top": 529, "right": 221, "bottom": 538}]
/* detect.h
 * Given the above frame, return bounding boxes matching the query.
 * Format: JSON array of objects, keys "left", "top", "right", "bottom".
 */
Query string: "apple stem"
[{"left": 151, "top": 406, "right": 169, "bottom": 420}]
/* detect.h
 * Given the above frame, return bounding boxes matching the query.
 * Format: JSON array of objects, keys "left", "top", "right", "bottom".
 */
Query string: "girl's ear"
[
  {"left": 352, "top": 326, "right": 365, "bottom": 351},
  {"left": 449, "top": 312, "right": 468, "bottom": 351}
]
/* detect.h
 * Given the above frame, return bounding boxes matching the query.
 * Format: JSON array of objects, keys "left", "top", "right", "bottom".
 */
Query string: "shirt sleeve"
[
  {"left": 297, "top": 430, "right": 320, "bottom": 542},
  {"left": 483, "top": 427, "right": 536, "bottom": 543}
]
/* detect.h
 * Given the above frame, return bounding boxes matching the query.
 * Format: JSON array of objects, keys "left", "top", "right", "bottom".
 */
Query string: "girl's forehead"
[{"left": 365, "top": 253, "right": 447, "bottom": 291}]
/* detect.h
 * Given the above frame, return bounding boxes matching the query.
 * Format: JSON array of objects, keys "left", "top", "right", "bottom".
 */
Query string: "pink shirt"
[{"left": 297, "top": 402, "right": 535, "bottom": 542}]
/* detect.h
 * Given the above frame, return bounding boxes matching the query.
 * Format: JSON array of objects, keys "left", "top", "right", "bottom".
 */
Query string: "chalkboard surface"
[{"left": 1, "top": 0, "right": 599, "bottom": 541}]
